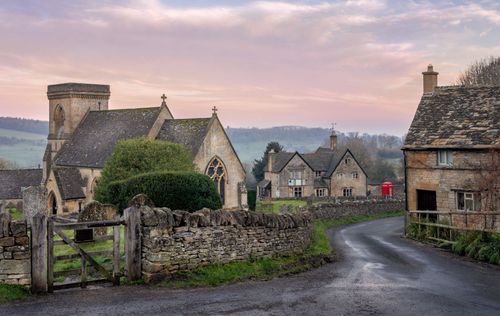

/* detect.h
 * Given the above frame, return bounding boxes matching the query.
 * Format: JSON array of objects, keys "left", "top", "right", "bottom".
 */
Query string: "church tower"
[{"left": 43, "top": 83, "right": 110, "bottom": 181}]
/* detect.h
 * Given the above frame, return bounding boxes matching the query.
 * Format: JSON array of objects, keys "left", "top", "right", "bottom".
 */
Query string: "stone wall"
[
  {"left": 140, "top": 207, "right": 312, "bottom": 283},
  {"left": 305, "top": 198, "right": 405, "bottom": 221},
  {"left": 0, "top": 213, "right": 30, "bottom": 286}
]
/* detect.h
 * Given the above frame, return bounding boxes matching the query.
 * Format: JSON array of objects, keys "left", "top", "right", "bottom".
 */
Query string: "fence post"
[
  {"left": 124, "top": 207, "right": 141, "bottom": 282},
  {"left": 31, "top": 213, "right": 47, "bottom": 294}
]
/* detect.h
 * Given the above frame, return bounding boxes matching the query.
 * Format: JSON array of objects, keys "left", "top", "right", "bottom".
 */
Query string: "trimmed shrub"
[
  {"left": 103, "top": 171, "right": 222, "bottom": 213},
  {"left": 95, "top": 139, "right": 194, "bottom": 202}
]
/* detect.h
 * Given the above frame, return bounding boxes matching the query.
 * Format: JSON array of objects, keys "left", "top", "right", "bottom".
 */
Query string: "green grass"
[
  {"left": 159, "top": 210, "right": 404, "bottom": 288},
  {"left": 0, "top": 284, "right": 30, "bottom": 304},
  {"left": 6, "top": 208, "right": 24, "bottom": 221},
  {"left": 256, "top": 199, "right": 307, "bottom": 214},
  {"left": 53, "top": 227, "right": 125, "bottom": 282}
]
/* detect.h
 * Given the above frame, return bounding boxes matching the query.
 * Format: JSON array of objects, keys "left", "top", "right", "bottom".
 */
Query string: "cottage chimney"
[
  {"left": 422, "top": 64, "right": 438, "bottom": 93},
  {"left": 330, "top": 130, "right": 337, "bottom": 150},
  {"left": 267, "top": 149, "right": 276, "bottom": 172}
]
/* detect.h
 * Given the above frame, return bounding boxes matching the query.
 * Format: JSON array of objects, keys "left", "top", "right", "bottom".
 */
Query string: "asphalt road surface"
[{"left": 3, "top": 216, "right": 500, "bottom": 316}]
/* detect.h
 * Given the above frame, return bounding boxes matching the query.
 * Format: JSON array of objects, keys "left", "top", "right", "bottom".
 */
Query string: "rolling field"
[{"left": 0, "top": 128, "right": 46, "bottom": 168}]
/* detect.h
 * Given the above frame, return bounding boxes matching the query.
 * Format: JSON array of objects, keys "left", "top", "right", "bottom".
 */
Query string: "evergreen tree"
[{"left": 252, "top": 142, "right": 284, "bottom": 183}]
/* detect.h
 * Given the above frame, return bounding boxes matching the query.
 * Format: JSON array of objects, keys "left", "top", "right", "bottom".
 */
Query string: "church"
[{"left": 42, "top": 83, "right": 247, "bottom": 215}]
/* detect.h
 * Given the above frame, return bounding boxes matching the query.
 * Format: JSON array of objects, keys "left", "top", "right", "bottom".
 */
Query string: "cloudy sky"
[{"left": 0, "top": 0, "right": 499, "bottom": 135}]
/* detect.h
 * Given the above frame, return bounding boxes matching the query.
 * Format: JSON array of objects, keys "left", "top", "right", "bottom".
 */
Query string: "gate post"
[
  {"left": 124, "top": 207, "right": 142, "bottom": 282},
  {"left": 31, "top": 213, "right": 47, "bottom": 293}
]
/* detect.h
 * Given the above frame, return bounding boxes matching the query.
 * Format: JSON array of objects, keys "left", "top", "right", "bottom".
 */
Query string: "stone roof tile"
[
  {"left": 0, "top": 169, "right": 43, "bottom": 200},
  {"left": 404, "top": 86, "right": 500, "bottom": 149},
  {"left": 53, "top": 168, "right": 85, "bottom": 200},
  {"left": 54, "top": 108, "right": 161, "bottom": 168},
  {"left": 156, "top": 118, "right": 212, "bottom": 156}
]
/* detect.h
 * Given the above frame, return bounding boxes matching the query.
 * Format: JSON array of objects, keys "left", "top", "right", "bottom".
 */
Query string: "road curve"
[{"left": 2, "top": 216, "right": 500, "bottom": 315}]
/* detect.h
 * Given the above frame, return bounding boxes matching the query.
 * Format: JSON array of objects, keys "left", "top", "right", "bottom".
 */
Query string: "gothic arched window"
[
  {"left": 48, "top": 191, "right": 57, "bottom": 215},
  {"left": 206, "top": 157, "right": 226, "bottom": 206},
  {"left": 54, "top": 105, "right": 65, "bottom": 137}
]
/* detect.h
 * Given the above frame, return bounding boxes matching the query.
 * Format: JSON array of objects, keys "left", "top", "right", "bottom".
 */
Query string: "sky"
[{"left": 0, "top": 0, "right": 499, "bottom": 135}]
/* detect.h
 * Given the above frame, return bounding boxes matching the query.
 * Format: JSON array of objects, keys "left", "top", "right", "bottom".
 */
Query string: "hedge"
[
  {"left": 94, "top": 139, "right": 194, "bottom": 202},
  {"left": 102, "top": 171, "right": 222, "bottom": 213}
]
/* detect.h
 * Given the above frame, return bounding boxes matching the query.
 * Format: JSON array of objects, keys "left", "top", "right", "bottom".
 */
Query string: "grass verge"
[
  {"left": 255, "top": 199, "right": 307, "bottom": 214},
  {"left": 159, "top": 210, "right": 404, "bottom": 288},
  {"left": 0, "top": 284, "right": 30, "bottom": 304}
]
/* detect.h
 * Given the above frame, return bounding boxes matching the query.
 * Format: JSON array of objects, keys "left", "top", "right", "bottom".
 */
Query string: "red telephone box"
[{"left": 381, "top": 182, "right": 393, "bottom": 197}]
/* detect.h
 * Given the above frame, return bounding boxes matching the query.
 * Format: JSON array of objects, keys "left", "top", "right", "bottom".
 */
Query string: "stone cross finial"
[
  {"left": 161, "top": 94, "right": 167, "bottom": 103},
  {"left": 212, "top": 106, "right": 218, "bottom": 115}
]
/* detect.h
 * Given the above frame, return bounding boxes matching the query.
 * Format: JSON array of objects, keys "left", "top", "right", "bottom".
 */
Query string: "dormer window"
[{"left": 437, "top": 150, "right": 453, "bottom": 166}]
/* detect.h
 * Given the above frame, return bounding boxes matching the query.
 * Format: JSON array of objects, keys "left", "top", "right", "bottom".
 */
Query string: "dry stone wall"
[
  {"left": 140, "top": 207, "right": 312, "bottom": 283},
  {"left": 0, "top": 213, "right": 30, "bottom": 286},
  {"left": 306, "top": 198, "right": 405, "bottom": 221}
]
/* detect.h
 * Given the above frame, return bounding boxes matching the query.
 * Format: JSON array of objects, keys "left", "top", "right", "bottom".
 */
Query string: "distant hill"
[
  {"left": 0, "top": 117, "right": 403, "bottom": 168},
  {"left": 0, "top": 117, "right": 48, "bottom": 135}
]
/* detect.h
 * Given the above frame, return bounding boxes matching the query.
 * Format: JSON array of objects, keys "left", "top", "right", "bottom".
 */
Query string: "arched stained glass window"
[{"left": 206, "top": 157, "right": 226, "bottom": 206}]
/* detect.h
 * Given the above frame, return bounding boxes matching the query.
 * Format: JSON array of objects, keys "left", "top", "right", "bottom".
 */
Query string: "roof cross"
[
  {"left": 212, "top": 106, "right": 218, "bottom": 115},
  {"left": 161, "top": 94, "right": 167, "bottom": 103}
]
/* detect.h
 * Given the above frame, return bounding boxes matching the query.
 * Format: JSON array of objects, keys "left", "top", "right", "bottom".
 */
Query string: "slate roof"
[
  {"left": 269, "top": 148, "right": 345, "bottom": 176},
  {"left": 156, "top": 118, "right": 212, "bottom": 156},
  {"left": 54, "top": 108, "right": 161, "bottom": 168},
  {"left": 257, "top": 179, "right": 271, "bottom": 189},
  {"left": 53, "top": 168, "right": 85, "bottom": 200},
  {"left": 48, "top": 83, "right": 110, "bottom": 95},
  {"left": 0, "top": 169, "right": 42, "bottom": 200},
  {"left": 403, "top": 86, "right": 500, "bottom": 149}
]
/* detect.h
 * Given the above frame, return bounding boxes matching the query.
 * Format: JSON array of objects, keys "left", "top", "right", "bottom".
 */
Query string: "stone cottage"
[
  {"left": 0, "top": 169, "right": 43, "bottom": 210},
  {"left": 257, "top": 131, "right": 367, "bottom": 199},
  {"left": 403, "top": 65, "right": 499, "bottom": 215},
  {"left": 42, "top": 83, "right": 247, "bottom": 215}
]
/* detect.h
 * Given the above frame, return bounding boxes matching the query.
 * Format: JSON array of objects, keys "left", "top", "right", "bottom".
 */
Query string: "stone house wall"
[
  {"left": 140, "top": 207, "right": 312, "bottom": 283},
  {"left": 330, "top": 151, "right": 367, "bottom": 197},
  {"left": 405, "top": 150, "right": 498, "bottom": 212},
  {"left": 0, "top": 213, "right": 30, "bottom": 286}
]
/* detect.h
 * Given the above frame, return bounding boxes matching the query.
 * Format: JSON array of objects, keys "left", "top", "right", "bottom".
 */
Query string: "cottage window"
[
  {"left": 294, "top": 187, "right": 300, "bottom": 197},
  {"left": 343, "top": 188, "right": 352, "bottom": 197},
  {"left": 437, "top": 150, "right": 453, "bottom": 166},
  {"left": 316, "top": 189, "right": 325, "bottom": 197},
  {"left": 352, "top": 172, "right": 358, "bottom": 179},
  {"left": 345, "top": 158, "right": 352, "bottom": 165},
  {"left": 315, "top": 171, "right": 322, "bottom": 177},
  {"left": 337, "top": 173, "right": 344, "bottom": 179},
  {"left": 456, "top": 191, "right": 480, "bottom": 211}
]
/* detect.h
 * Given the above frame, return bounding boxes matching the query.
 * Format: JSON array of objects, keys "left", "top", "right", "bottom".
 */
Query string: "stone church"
[
  {"left": 43, "top": 83, "right": 247, "bottom": 215},
  {"left": 257, "top": 131, "right": 368, "bottom": 199}
]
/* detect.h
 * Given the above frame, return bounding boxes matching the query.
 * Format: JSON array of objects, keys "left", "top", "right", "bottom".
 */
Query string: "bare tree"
[
  {"left": 457, "top": 56, "right": 500, "bottom": 86},
  {"left": 0, "top": 158, "right": 17, "bottom": 170},
  {"left": 477, "top": 150, "right": 500, "bottom": 212}
]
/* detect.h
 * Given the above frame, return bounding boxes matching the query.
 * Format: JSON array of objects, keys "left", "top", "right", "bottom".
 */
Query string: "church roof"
[
  {"left": 53, "top": 167, "right": 86, "bottom": 200},
  {"left": 0, "top": 169, "right": 42, "bottom": 200},
  {"left": 54, "top": 107, "right": 161, "bottom": 168},
  {"left": 156, "top": 118, "right": 212, "bottom": 156},
  {"left": 403, "top": 86, "right": 500, "bottom": 149}
]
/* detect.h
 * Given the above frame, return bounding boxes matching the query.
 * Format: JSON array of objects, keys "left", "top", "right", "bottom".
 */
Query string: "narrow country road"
[{"left": 3, "top": 216, "right": 500, "bottom": 315}]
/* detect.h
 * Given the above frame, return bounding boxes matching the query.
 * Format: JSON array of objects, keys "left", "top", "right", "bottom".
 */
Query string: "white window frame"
[
  {"left": 437, "top": 150, "right": 453, "bottom": 166},
  {"left": 342, "top": 187, "right": 352, "bottom": 197},
  {"left": 456, "top": 191, "right": 480, "bottom": 212},
  {"left": 316, "top": 189, "right": 325, "bottom": 197},
  {"left": 351, "top": 172, "right": 358, "bottom": 179},
  {"left": 315, "top": 171, "right": 322, "bottom": 177}
]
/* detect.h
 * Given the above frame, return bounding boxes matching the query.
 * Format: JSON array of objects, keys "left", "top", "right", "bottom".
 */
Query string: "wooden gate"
[{"left": 47, "top": 216, "right": 124, "bottom": 292}]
